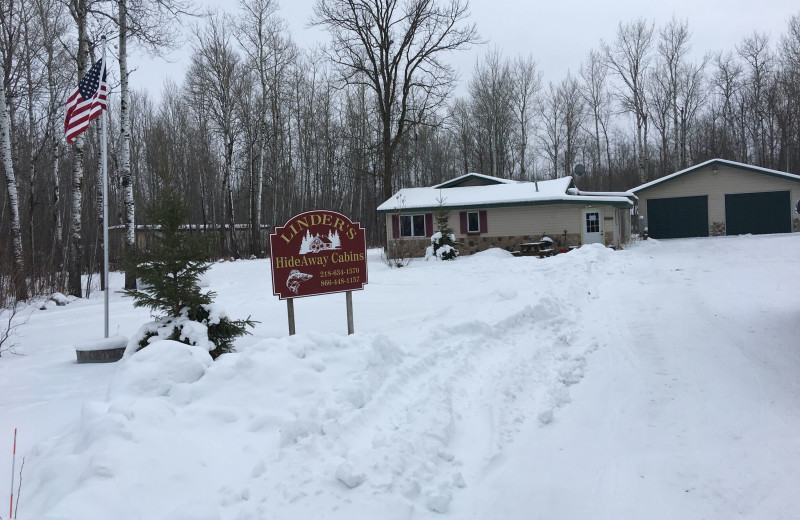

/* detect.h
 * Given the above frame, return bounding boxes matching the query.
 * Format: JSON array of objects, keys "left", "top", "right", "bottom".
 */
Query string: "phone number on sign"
[
  {"left": 320, "top": 267, "right": 360, "bottom": 278},
  {"left": 320, "top": 276, "right": 361, "bottom": 287}
]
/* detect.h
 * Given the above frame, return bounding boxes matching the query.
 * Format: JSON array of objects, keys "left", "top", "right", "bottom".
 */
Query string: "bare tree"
[
  {"left": 539, "top": 81, "right": 564, "bottom": 178},
  {"left": 602, "top": 18, "right": 654, "bottom": 182},
  {"left": 737, "top": 32, "right": 775, "bottom": 166},
  {"left": 778, "top": 14, "right": 800, "bottom": 172},
  {"left": 234, "top": 0, "right": 286, "bottom": 255},
  {"left": 0, "top": 0, "right": 28, "bottom": 300},
  {"left": 447, "top": 97, "right": 473, "bottom": 175},
  {"left": 676, "top": 57, "right": 707, "bottom": 168},
  {"left": 311, "top": 0, "right": 480, "bottom": 207},
  {"left": 469, "top": 48, "right": 513, "bottom": 177},
  {"left": 580, "top": 49, "right": 613, "bottom": 188},
  {"left": 186, "top": 12, "right": 243, "bottom": 258},
  {"left": 657, "top": 17, "right": 690, "bottom": 170},
  {"left": 65, "top": 0, "right": 91, "bottom": 297},
  {"left": 712, "top": 51, "right": 744, "bottom": 159},
  {"left": 648, "top": 65, "right": 672, "bottom": 173},
  {"left": 33, "top": 0, "right": 70, "bottom": 277},
  {"left": 1, "top": 64, "right": 27, "bottom": 301},
  {"left": 510, "top": 53, "right": 541, "bottom": 181},
  {"left": 559, "top": 72, "right": 585, "bottom": 177},
  {"left": 109, "top": 0, "right": 191, "bottom": 288}
]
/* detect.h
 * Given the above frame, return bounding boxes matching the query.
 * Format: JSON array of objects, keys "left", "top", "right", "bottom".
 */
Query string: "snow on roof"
[
  {"left": 377, "top": 176, "right": 634, "bottom": 212},
  {"left": 567, "top": 187, "right": 638, "bottom": 200},
  {"left": 632, "top": 158, "right": 800, "bottom": 193}
]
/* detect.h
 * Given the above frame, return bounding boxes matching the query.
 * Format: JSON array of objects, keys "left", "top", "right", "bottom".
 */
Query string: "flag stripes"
[{"left": 65, "top": 58, "right": 108, "bottom": 144}]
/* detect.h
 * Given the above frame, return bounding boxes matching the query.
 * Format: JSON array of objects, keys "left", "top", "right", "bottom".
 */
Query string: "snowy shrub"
[
  {"left": 430, "top": 197, "right": 459, "bottom": 261},
  {"left": 426, "top": 232, "right": 459, "bottom": 261}
]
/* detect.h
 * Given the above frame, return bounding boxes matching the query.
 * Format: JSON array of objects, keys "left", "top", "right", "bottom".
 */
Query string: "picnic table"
[{"left": 514, "top": 239, "right": 556, "bottom": 258}]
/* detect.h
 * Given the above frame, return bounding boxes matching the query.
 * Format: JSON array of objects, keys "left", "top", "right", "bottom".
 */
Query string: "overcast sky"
[{"left": 126, "top": 0, "right": 799, "bottom": 99}]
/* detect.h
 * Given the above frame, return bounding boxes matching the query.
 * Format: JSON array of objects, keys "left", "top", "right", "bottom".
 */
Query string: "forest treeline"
[{"left": 1, "top": 0, "right": 799, "bottom": 302}]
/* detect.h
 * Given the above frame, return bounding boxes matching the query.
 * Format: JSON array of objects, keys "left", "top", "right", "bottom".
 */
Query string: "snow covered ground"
[{"left": 2, "top": 234, "right": 799, "bottom": 520}]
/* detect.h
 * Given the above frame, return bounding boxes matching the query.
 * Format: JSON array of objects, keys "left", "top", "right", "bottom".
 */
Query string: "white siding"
[{"left": 384, "top": 202, "right": 630, "bottom": 251}]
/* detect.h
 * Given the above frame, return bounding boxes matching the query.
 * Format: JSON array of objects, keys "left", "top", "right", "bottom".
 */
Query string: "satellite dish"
[
  {"left": 796, "top": 199, "right": 800, "bottom": 215},
  {"left": 573, "top": 164, "right": 586, "bottom": 177}
]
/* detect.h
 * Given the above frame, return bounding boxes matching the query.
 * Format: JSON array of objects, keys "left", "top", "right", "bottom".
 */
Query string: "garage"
[
  {"left": 725, "top": 191, "right": 791, "bottom": 235},
  {"left": 646, "top": 195, "right": 708, "bottom": 239},
  {"left": 632, "top": 159, "right": 800, "bottom": 239}
]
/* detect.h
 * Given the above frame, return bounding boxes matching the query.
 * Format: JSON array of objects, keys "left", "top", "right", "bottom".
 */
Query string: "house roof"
[
  {"left": 377, "top": 176, "right": 635, "bottom": 213},
  {"left": 631, "top": 158, "right": 800, "bottom": 193}
]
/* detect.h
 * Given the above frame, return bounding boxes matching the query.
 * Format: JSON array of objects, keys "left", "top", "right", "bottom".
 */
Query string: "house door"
[{"left": 581, "top": 209, "right": 603, "bottom": 245}]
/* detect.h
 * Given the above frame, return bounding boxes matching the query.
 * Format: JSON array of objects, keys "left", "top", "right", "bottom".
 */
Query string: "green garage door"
[
  {"left": 646, "top": 196, "right": 709, "bottom": 239},
  {"left": 725, "top": 191, "right": 790, "bottom": 235}
]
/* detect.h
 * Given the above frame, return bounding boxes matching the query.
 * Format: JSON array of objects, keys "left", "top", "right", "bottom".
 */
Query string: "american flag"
[{"left": 64, "top": 57, "right": 108, "bottom": 144}]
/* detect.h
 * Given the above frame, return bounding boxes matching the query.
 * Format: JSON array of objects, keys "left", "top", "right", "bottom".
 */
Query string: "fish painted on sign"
[{"left": 286, "top": 269, "right": 313, "bottom": 294}]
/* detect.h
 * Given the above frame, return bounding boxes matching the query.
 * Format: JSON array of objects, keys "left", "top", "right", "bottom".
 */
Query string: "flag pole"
[{"left": 101, "top": 35, "right": 110, "bottom": 339}]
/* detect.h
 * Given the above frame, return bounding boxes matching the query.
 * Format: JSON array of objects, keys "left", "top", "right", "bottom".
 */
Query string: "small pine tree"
[
  {"left": 122, "top": 186, "right": 255, "bottom": 359},
  {"left": 430, "top": 195, "right": 459, "bottom": 261}
]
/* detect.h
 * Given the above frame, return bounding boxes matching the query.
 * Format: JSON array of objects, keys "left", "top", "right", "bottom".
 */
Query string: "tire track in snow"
[{"left": 307, "top": 283, "right": 602, "bottom": 514}]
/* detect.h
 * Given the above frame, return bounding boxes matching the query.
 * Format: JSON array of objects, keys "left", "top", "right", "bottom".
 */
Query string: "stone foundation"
[
  {"left": 710, "top": 222, "right": 726, "bottom": 236},
  {"left": 387, "top": 233, "right": 585, "bottom": 258},
  {"left": 794, "top": 218, "right": 800, "bottom": 233}
]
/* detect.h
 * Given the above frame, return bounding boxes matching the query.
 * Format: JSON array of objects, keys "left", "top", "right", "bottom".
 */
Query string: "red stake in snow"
[{"left": 9, "top": 428, "right": 16, "bottom": 518}]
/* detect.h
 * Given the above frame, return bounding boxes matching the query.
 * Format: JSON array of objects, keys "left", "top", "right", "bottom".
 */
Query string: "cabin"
[{"left": 377, "top": 173, "right": 635, "bottom": 258}]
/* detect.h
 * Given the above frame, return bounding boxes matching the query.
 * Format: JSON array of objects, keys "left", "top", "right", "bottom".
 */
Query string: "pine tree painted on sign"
[
  {"left": 299, "top": 230, "right": 314, "bottom": 254},
  {"left": 328, "top": 230, "right": 341, "bottom": 249}
]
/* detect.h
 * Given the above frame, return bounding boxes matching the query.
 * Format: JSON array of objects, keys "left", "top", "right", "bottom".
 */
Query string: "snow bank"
[
  {"left": 108, "top": 340, "right": 212, "bottom": 400},
  {"left": 11, "top": 234, "right": 800, "bottom": 520}
]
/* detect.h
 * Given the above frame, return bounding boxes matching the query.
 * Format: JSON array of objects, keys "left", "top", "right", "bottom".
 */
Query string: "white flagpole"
[{"left": 101, "top": 35, "right": 110, "bottom": 339}]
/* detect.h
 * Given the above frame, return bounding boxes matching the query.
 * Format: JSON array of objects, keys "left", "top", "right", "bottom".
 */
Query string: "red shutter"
[
  {"left": 425, "top": 213, "right": 433, "bottom": 237},
  {"left": 479, "top": 210, "right": 488, "bottom": 234},
  {"left": 391, "top": 214, "right": 399, "bottom": 238},
  {"left": 460, "top": 212, "right": 467, "bottom": 234}
]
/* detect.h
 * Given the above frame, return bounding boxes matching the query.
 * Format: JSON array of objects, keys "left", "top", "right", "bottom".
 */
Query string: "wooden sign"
[{"left": 269, "top": 210, "right": 368, "bottom": 300}]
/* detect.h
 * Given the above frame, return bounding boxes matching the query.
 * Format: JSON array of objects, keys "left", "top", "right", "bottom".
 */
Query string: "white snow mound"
[{"left": 108, "top": 340, "right": 212, "bottom": 400}]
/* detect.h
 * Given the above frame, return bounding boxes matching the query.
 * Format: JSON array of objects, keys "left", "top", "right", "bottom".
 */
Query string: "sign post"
[
  {"left": 346, "top": 291, "right": 354, "bottom": 334},
  {"left": 270, "top": 210, "right": 368, "bottom": 335},
  {"left": 287, "top": 299, "right": 296, "bottom": 335}
]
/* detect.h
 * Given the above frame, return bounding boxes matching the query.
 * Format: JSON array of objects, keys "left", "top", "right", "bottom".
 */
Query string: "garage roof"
[{"left": 632, "top": 158, "right": 800, "bottom": 193}]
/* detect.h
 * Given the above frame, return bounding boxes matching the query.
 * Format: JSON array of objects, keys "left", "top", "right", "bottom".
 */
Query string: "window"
[
  {"left": 459, "top": 210, "right": 487, "bottom": 235},
  {"left": 400, "top": 214, "right": 426, "bottom": 237},
  {"left": 585, "top": 212, "right": 600, "bottom": 233},
  {"left": 467, "top": 211, "right": 480, "bottom": 233}
]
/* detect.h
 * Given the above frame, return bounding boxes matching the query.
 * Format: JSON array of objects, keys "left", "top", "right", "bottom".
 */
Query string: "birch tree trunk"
[
  {"left": 22, "top": 0, "right": 37, "bottom": 275},
  {"left": 67, "top": 0, "right": 88, "bottom": 298},
  {"left": 119, "top": 0, "right": 136, "bottom": 288},
  {"left": 0, "top": 65, "right": 28, "bottom": 301}
]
